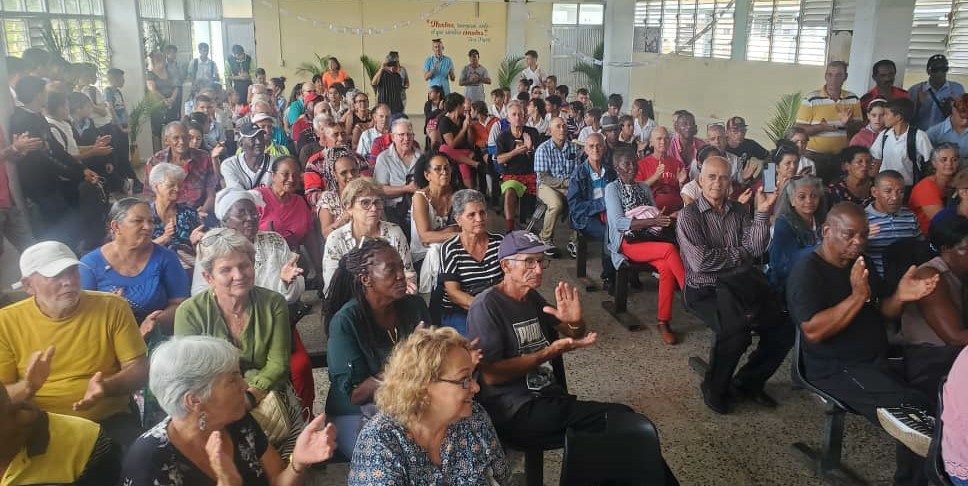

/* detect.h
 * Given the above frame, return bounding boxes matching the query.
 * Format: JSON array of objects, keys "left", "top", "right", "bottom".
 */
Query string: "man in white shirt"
[
  {"left": 870, "top": 97, "right": 933, "bottom": 189},
  {"left": 520, "top": 50, "right": 546, "bottom": 87}
]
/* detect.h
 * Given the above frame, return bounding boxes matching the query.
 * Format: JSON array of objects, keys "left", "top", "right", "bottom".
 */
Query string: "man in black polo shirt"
[
  {"left": 788, "top": 202, "right": 938, "bottom": 485},
  {"left": 495, "top": 101, "right": 541, "bottom": 234}
]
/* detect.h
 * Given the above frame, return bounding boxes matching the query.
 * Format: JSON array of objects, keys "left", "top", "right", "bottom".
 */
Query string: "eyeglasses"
[
  {"left": 506, "top": 257, "right": 550, "bottom": 269},
  {"left": 437, "top": 371, "right": 479, "bottom": 390},
  {"left": 393, "top": 132, "right": 415, "bottom": 138},
  {"left": 356, "top": 197, "right": 385, "bottom": 210},
  {"left": 429, "top": 165, "right": 450, "bottom": 173}
]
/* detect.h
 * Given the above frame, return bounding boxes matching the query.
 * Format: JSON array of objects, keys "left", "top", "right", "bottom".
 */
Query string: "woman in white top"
[
  {"left": 631, "top": 98, "right": 656, "bottom": 152},
  {"left": 526, "top": 98, "right": 549, "bottom": 136},
  {"left": 322, "top": 177, "right": 415, "bottom": 293},
  {"left": 410, "top": 154, "right": 461, "bottom": 291}
]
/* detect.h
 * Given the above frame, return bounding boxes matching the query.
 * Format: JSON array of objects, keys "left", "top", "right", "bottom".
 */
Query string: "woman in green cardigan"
[
  {"left": 323, "top": 238, "right": 431, "bottom": 459},
  {"left": 174, "top": 227, "right": 306, "bottom": 457}
]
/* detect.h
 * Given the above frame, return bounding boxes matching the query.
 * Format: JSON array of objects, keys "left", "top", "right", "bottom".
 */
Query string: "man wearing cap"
[
  {"left": 423, "top": 39, "right": 456, "bottom": 94},
  {"left": 599, "top": 114, "right": 622, "bottom": 149},
  {"left": 796, "top": 61, "right": 864, "bottom": 161},
  {"left": 860, "top": 59, "right": 910, "bottom": 114},
  {"left": 0, "top": 241, "right": 148, "bottom": 448},
  {"left": 221, "top": 122, "right": 272, "bottom": 190},
  {"left": 459, "top": 49, "right": 491, "bottom": 103},
  {"left": 372, "top": 57, "right": 405, "bottom": 115},
  {"left": 909, "top": 54, "right": 965, "bottom": 131},
  {"left": 144, "top": 121, "right": 217, "bottom": 217},
  {"left": 250, "top": 112, "right": 291, "bottom": 157},
  {"left": 465, "top": 231, "right": 631, "bottom": 448},
  {"left": 724, "top": 116, "right": 769, "bottom": 163}
]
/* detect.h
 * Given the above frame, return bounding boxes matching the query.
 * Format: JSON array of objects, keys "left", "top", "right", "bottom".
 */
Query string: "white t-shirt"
[
  {"left": 521, "top": 66, "right": 546, "bottom": 86},
  {"left": 577, "top": 126, "right": 602, "bottom": 144},
  {"left": 869, "top": 127, "right": 933, "bottom": 186}
]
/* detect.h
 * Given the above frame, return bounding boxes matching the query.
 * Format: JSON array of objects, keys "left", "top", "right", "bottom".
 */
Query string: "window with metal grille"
[
  {"left": 553, "top": 3, "right": 606, "bottom": 26},
  {"left": 905, "top": 0, "right": 968, "bottom": 75},
  {"left": 746, "top": 0, "right": 833, "bottom": 65},
  {"left": 0, "top": 0, "right": 110, "bottom": 79},
  {"left": 633, "top": 0, "right": 736, "bottom": 58}
]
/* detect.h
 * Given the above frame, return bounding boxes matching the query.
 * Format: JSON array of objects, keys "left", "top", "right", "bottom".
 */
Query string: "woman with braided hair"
[
  {"left": 324, "top": 238, "right": 431, "bottom": 458},
  {"left": 316, "top": 148, "right": 361, "bottom": 238}
]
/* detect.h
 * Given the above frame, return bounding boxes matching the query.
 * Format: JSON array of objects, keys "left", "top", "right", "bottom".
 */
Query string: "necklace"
[{"left": 386, "top": 327, "right": 399, "bottom": 344}]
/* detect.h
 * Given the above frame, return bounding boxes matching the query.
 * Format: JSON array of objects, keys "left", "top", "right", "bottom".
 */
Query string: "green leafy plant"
[
  {"left": 360, "top": 54, "right": 381, "bottom": 95},
  {"left": 295, "top": 53, "right": 331, "bottom": 78},
  {"left": 144, "top": 22, "right": 170, "bottom": 58},
  {"left": 128, "top": 93, "right": 166, "bottom": 144},
  {"left": 39, "top": 20, "right": 100, "bottom": 64},
  {"left": 764, "top": 92, "right": 802, "bottom": 145},
  {"left": 497, "top": 55, "right": 525, "bottom": 89},
  {"left": 571, "top": 42, "right": 606, "bottom": 109}
]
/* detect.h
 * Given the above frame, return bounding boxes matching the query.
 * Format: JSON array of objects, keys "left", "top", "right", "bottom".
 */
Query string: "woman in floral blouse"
[
  {"left": 121, "top": 335, "right": 336, "bottom": 486},
  {"left": 349, "top": 327, "right": 510, "bottom": 485}
]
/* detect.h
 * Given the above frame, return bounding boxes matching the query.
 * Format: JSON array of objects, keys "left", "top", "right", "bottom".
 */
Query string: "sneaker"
[
  {"left": 877, "top": 405, "right": 934, "bottom": 457},
  {"left": 567, "top": 241, "right": 578, "bottom": 259},
  {"left": 541, "top": 239, "right": 561, "bottom": 258}
]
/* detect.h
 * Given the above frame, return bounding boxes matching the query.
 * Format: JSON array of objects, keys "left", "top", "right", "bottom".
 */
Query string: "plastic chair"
[
  {"left": 559, "top": 411, "right": 669, "bottom": 485},
  {"left": 790, "top": 331, "right": 867, "bottom": 484},
  {"left": 926, "top": 376, "right": 953, "bottom": 486}
]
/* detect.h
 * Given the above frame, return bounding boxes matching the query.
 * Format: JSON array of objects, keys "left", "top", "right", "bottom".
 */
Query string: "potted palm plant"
[
  {"left": 360, "top": 54, "right": 381, "bottom": 96},
  {"left": 497, "top": 55, "right": 525, "bottom": 89},
  {"left": 764, "top": 92, "right": 802, "bottom": 145},
  {"left": 128, "top": 94, "right": 166, "bottom": 163},
  {"left": 571, "top": 42, "right": 606, "bottom": 109}
]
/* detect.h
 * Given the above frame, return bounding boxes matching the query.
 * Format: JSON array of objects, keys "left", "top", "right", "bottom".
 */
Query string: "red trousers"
[
  {"left": 290, "top": 330, "right": 314, "bottom": 418},
  {"left": 619, "top": 241, "right": 685, "bottom": 321}
]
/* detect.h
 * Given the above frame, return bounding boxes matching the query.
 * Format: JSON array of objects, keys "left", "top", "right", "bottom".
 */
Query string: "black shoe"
[
  {"left": 628, "top": 272, "right": 643, "bottom": 290},
  {"left": 701, "top": 381, "right": 729, "bottom": 415},
  {"left": 734, "top": 385, "right": 778, "bottom": 408},
  {"left": 602, "top": 278, "right": 615, "bottom": 296}
]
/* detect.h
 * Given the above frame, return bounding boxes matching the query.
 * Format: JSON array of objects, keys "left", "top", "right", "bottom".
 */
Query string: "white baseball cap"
[{"left": 19, "top": 241, "right": 82, "bottom": 278}]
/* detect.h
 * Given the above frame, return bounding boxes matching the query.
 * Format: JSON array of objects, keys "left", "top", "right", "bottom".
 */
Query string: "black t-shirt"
[
  {"left": 726, "top": 138, "right": 770, "bottom": 161},
  {"left": 436, "top": 114, "right": 468, "bottom": 149},
  {"left": 9, "top": 107, "right": 84, "bottom": 198},
  {"left": 375, "top": 70, "right": 404, "bottom": 114},
  {"left": 787, "top": 252, "right": 890, "bottom": 379},
  {"left": 495, "top": 127, "right": 540, "bottom": 175},
  {"left": 467, "top": 287, "right": 566, "bottom": 425}
]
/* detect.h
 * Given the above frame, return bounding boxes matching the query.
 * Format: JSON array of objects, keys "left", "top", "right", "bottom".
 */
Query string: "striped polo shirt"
[
  {"left": 864, "top": 204, "right": 920, "bottom": 276},
  {"left": 440, "top": 232, "right": 505, "bottom": 311},
  {"left": 796, "top": 86, "right": 862, "bottom": 155}
]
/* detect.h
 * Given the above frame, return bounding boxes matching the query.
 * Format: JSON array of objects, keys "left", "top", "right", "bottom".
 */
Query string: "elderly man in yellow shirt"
[
  {"left": 795, "top": 60, "right": 864, "bottom": 182},
  {"left": 0, "top": 241, "right": 148, "bottom": 450}
]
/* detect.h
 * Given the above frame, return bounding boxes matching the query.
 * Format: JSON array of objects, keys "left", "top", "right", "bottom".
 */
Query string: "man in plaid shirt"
[{"left": 534, "top": 117, "right": 581, "bottom": 256}]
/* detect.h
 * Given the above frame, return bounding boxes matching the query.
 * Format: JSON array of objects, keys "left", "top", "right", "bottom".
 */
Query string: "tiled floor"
[{"left": 295, "top": 211, "right": 899, "bottom": 485}]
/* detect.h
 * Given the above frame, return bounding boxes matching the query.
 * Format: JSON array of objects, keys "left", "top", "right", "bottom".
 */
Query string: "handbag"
[{"left": 250, "top": 390, "right": 292, "bottom": 445}]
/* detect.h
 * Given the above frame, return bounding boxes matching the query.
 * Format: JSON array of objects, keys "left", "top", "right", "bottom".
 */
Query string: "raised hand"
[
  {"left": 896, "top": 265, "right": 940, "bottom": 303},
  {"left": 72, "top": 372, "right": 106, "bottom": 411},
  {"left": 140, "top": 310, "right": 163, "bottom": 338},
  {"left": 737, "top": 187, "right": 753, "bottom": 205},
  {"left": 11, "top": 132, "right": 43, "bottom": 153},
  {"left": 280, "top": 255, "right": 304, "bottom": 285},
  {"left": 548, "top": 332, "right": 598, "bottom": 355},
  {"left": 467, "top": 337, "right": 484, "bottom": 367},
  {"left": 754, "top": 188, "right": 777, "bottom": 214},
  {"left": 523, "top": 132, "right": 534, "bottom": 150},
  {"left": 541, "top": 282, "right": 583, "bottom": 324},
  {"left": 849, "top": 256, "right": 871, "bottom": 301},
  {"left": 206, "top": 431, "right": 242, "bottom": 486},
  {"left": 291, "top": 414, "right": 338, "bottom": 468},
  {"left": 677, "top": 165, "right": 689, "bottom": 185},
  {"left": 652, "top": 162, "right": 666, "bottom": 179},
  {"left": 25, "top": 345, "right": 55, "bottom": 395},
  {"left": 741, "top": 160, "right": 757, "bottom": 181}
]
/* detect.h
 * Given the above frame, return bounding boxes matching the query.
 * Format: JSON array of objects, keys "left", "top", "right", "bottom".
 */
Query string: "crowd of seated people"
[{"left": 7, "top": 43, "right": 968, "bottom": 485}]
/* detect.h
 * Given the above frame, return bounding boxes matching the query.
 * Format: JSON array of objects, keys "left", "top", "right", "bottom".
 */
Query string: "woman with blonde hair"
[{"left": 349, "top": 327, "right": 509, "bottom": 485}]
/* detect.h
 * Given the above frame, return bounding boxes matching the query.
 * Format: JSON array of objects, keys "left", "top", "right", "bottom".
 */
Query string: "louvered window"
[
  {"left": 747, "top": 0, "right": 832, "bottom": 65},
  {"left": 634, "top": 0, "right": 735, "bottom": 58}
]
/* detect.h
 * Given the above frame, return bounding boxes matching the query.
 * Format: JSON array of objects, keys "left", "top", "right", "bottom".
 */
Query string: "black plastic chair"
[
  {"left": 559, "top": 411, "right": 670, "bottom": 485},
  {"left": 926, "top": 376, "right": 953, "bottom": 486},
  {"left": 791, "top": 331, "right": 867, "bottom": 484},
  {"left": 574, "top": 231, "right": 602, "bottom": 291},
  {"left": 601, "top": 260, "right": 655, "bottom": 332}
]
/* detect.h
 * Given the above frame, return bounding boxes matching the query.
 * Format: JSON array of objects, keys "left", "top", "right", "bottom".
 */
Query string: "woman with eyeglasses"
[
  {"left": 177, "top": 226, "right": 307, "bottom": 458},
  {"left": 349, "top": 326, "right": 510, "bottom": 486},
  {"left": 411, "top": 154, "right": 460, "bottom": 281},
  {"left": 148, "top": 162, "right": 206, "bottom": 271},
  {"left": 736, "top": 141, "right": 799, "bottom": 214},
  {"left": 322, "top": 177, "right": 415, "bottom": 293},
  {"left": 342, "top": 92, "right": 373, "bottom": 149},
  {"left": 323, "top": 239, "right": 431, "bottom": 459},
  {"left": 910, "top": 143, "right": 961, "bottom": 233},
  {"left": 604, "top": 146, "right": 685, "bottom": 345},
  {"left": 827, "top": 146, "right": 875, "bottom": 207}
]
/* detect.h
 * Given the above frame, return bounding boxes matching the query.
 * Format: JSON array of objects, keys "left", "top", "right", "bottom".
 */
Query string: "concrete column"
[
  {"left": 601, "top": 0, "right": 635, "bottom": 101},
  {"left": 731, "top": 0, "right": 751, "bottom": 61},
  {"left": 846, "top": 0, "right": 916, "bottom": 95},
  {"left": 105, "top": 0, "right": 149, "bottom": 161},
  {"left": 506, "top": 0, "right": 528, "bottom": 57}
]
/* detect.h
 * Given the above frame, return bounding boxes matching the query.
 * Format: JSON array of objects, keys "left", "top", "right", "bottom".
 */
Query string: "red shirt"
[
  {"left": 634, "top": 155, "right": 685, "bottom": 211},
  {"left": 255, "top": 186, "right": 314, "bottom": 250},
  {"left": 909, "top": 176, "right": 944, "bottom": 234},
  {"left": 861, "top": 86, "right": 910, "bottom": 114}
]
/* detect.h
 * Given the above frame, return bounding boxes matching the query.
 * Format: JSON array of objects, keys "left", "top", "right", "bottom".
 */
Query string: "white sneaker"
[{"left": 877, "top": 405, "right": 934, "bottom": 457}]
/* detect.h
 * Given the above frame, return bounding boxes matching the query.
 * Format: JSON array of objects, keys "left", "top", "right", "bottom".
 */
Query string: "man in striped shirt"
[
  {"left": 534, "top": 117, "right": 580, "bottom": 255},
  {"left": 864, "top": 170, "right": 921, "bottom": 277},
  {"left": 795, "top": 61, "right": 863, "bottom": 180},
  {"left": 677, "top": 157, "right": 789, "bottom": 414}
]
